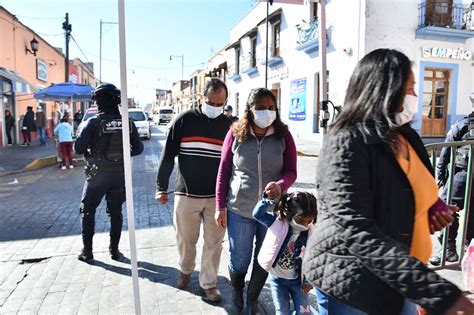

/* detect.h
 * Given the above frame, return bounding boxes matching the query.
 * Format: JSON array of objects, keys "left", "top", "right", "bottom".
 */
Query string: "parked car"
[
  {"left": 76, "top": 106, "right": 98, "bottom": 137},
  {"left": 129, "top": 108, "right": 151, "bottom": 140},
  {"left": 156, "top": 107, "right": 174, "bottom": 124}
]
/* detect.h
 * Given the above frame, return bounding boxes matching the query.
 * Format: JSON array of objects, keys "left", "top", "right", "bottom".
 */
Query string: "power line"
[
  {"left": 70, "top": 35, "right": 91, "bottom": 65},
  {"left": 35, "top": 31, "right": 64, "bottom": 37},
  {"left": 15, "top": 15, "right": 62, "bottom": 20}
]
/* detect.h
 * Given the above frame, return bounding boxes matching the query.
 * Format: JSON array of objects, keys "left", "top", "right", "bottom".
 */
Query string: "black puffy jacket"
[{"left": 302, "top": 124, "right": 462, "bottom": 315}]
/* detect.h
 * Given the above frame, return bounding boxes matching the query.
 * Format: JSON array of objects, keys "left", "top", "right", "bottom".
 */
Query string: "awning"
[{"left": 0, "top": 67, "right": 38, "bottom": 94}]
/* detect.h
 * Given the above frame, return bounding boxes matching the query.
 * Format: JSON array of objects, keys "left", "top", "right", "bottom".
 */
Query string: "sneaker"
[
  {"left": 177, "top": 272, "right": 191, "bottom": 289},
  {"left": 446, "top": 245, "right": 459, "bottom": 262},
  {"left": 78, "top": 248, "right": 94, "bottom": 262},
  {"left": 202, "top": 287, "right": 222, "bottom": 302},
  {"left": 7, "top": 144, "right": 12, "bottom": 146},
  {"left": 61, "top": 166, "right": 67, "bottom": 170},
  {"left": 69, "top": 165, "right": 74, "bottom": 169},
  {"left": 21, "top": 143, "right": 27, "bottom": 146}
]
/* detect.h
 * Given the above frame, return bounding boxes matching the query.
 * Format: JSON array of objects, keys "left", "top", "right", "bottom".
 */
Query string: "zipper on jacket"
[{"left": 257, "top": 137, "right": 263, "bottom": 201}]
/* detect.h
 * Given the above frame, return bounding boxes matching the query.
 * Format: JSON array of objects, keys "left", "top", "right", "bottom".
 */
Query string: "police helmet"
[{"left": 91, "top": 83, "right": 121, "bottom": 105}]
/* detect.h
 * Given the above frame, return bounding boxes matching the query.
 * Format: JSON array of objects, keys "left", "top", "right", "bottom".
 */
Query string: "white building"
[{"left": 226, "top": 0, "right": 473, "bottom": 145}]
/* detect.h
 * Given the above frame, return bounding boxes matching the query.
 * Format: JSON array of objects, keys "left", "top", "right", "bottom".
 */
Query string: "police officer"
[
  {"left": 74, "top": 83, "right": 144, "bottom": 262},
  {"left": 430, "top": 109, "right": 474, "bottom": 265}
]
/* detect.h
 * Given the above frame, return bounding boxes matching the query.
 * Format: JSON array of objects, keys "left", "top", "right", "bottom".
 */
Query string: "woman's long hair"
[
  {"left": 330, "top": 49, "right": 412, "bottom": 144},
  {"left": 233, "top": 88, "right": 288, "bottom": 141}
]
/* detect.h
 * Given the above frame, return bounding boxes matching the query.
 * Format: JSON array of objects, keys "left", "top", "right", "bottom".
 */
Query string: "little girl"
[{"left": 252, "top": 191, "right": 317, "bottom": 315}]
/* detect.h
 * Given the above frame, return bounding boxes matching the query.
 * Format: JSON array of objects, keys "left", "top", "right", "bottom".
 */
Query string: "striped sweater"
[{"left": 156, "top": 108, "right": 231, "bottom": 198}]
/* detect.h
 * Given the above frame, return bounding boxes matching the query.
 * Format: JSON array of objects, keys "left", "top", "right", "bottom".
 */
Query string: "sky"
[{"left": 2, "top": 0, "right": 256, "bottom": 106}]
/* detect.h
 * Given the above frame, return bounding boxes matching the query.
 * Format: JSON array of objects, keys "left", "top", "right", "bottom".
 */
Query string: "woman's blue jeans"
[
  {"left": 227, "top": 210, "right": 267, "bottom": 273},
  {"left": 315, "top": 288, "right": 418, "bottom": 315},
  {"left": 269, "top": 275, "right": 310, "bottom": 315}
]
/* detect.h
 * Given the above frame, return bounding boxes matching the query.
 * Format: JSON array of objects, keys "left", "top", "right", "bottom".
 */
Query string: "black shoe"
[
  {"left": 78, "top": 248, "right": 94, "bottom": 262},
  {"left": 429, "top": 255, "right": 441, "bottom": 266},
  {"left": 446, "top": 245, "right": 459, "bottom": 262},
  {"left": 110, "top": 249, "right": 123, "bottom": 261}
]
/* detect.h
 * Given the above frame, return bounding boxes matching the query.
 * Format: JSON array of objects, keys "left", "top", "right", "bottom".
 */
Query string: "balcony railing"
[
  {"left": 417, "top": 2, "right": 473, "bottom": 42},
  {"left": 295, "top": 19, "right": 320, "bottom": 53}
]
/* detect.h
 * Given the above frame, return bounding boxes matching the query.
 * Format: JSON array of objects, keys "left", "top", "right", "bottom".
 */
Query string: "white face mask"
[
  {"left": 395, "top": 95, "right": 418, "bottom": 126},
  {"left": 202, "top": 103, "right": 224, "bottom": 119},
  {"left": 290, "top": 218, "right": 309, "bottom": 231},
  {"left": 253, "top": 110, "right": 276, "bottom": 128}
]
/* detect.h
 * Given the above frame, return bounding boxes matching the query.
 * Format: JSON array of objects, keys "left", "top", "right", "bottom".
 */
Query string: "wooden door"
[
  {"left": 421, "top": 68, "right": 450, "bottom": 137},
  {"left": 425, "top": 0, "right": 453, "bottom": 27}
]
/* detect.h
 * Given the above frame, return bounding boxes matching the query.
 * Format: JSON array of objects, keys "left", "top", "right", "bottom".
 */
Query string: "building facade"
[
  {"left": 226, "top": 0, "right": 473, "bottom": 145},
  {"left": 0, "top": 6, "right": 66, "bottom": 146}
]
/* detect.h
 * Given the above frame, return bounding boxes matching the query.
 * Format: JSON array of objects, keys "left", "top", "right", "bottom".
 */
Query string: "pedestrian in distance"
[
  {"left": 253, "top": 191, "right": 317, "bottom": 315},
  {"left": 155, "top": 78, "right": 231, "bottom": 302},
  {"left": 4, "top": 109, "right": 15, "bottom": 146},
  {"left": 430, "top": 109, "right": 474, "bottom": 266},
  {"left": 74, "top": 83, "right": 144, "bottom": 263},
  {"left": 223, "top": 104, "right": 238, "bottom": 123},
  {"left": 36, "top": 104, "right": 47, "bottom": 146},
  {"left": 302, "top": 48, "right": 474, "bottom": 315},
  {"left": 215, "top": 87, "right": 297, "bottom": 314},
  {"left": 54, "top": 117, "right": 74, "bottom": 170},
  {"left": 74, "top": 109, "right": 83, "bottom": 130},
  {"left": 21, "top": 106, "right": 35, "bottom": 146}
]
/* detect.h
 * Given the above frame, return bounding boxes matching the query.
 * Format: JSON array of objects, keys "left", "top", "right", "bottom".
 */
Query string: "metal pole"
[
  {"left": 181, "top": 55, "right": 184, "bottom": 81},
  {"left": 265, "top": 0, "right": 269, "bottom": 89},
  {"left": 319, "top": 0, "right": 328, "bottom": 135},
  {"left": 117, "top": 0, "right": 141, "bottom": 313},
  {"left": 99, "top": 19, "right": 102, "bottom": 83},
  {"left": 64, "top": 13, "right": 70, "bottom": 82}
]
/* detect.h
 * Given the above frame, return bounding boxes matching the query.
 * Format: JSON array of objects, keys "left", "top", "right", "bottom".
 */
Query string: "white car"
[
  {"left": 76, "top": 106, "right": 98, "bottom": 137},
  {"left": 129, "top": 108, "right": 151, "bottom": 140},
  {"left": 156, "top": 107, "right": 174, "bottom": 125}
]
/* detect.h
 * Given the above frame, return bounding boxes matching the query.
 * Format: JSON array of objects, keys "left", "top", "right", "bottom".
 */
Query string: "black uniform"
[
  {"left": 74, "top": 83, "right": 143, "bottom": 262},
  {"left": 436, "top": 114, "right": 474, "bottom": 255}
]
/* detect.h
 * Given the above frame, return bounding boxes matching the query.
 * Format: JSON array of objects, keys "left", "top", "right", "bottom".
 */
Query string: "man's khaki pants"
[{"left": 173, "top": 195, "right": 225, "bottom": 289}]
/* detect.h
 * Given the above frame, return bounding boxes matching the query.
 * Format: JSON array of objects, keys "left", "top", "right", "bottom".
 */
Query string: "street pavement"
[{"left": 0, "top": 125, "right": 318, "bottom": 314}]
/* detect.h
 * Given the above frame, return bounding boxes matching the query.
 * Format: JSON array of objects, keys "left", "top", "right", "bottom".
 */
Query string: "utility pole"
[
  {"left": 100, "top": 20, "right": 118, "bottom": 83},
  {"left": 62, "top": 13, "right": 72, "bottom": 82},
  {"left": 265, "top": 0, "right": 270, "bottom": 89}
]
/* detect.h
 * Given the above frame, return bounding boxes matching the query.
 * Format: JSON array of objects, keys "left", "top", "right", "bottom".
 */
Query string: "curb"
[
  {"left": 0, "top": 155, "right": 57, "bottom": 177},
  {"left": 297, "top": 151, "right": 319, "bottom": 157}
]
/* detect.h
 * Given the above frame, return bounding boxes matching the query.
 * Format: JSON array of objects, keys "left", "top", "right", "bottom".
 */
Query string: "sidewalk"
[
  {"left": 0, "top": 138, "right": 58, "bottom": 177},
  {"left": 294, "top": 137, "right": 320, "bottom": 157}
]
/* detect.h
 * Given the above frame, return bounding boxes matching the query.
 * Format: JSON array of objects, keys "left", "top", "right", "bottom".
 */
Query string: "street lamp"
[
  {"left": 170, "top": 54, "right": 184, "bottom": 80},
  {"left": 99, "top": 19, "right": 118, "bottom": 83},
  {"left": 25, "top": 37, "right": 39, "bottom": 56}
]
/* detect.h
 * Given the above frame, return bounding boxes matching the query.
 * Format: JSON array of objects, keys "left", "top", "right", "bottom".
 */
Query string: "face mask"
[
  {"left": 290, "top": 218, "right": 309, "bottom": 231},
  {"left": 395, "top": 95, "right": 417, "bottom": 126},
  {"left": 202, "top": 103, "right": 224, "bottom": 119},
  {"left": 253, "top": 110, "right": 276, "bottom": 128}
]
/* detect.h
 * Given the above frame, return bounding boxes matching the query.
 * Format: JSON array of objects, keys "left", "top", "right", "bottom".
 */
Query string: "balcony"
[
  {"left": 258, "top": 43, "right": 283, "bottom": 67},
  {"left": 227, "top": 63, "right": 241, "bottom": 81},
  {"left": 417, "top": 2, "right": 474, "bottom": 43},
  {"left": 295, "top": 19, "right": 320, "bottom": 53}
]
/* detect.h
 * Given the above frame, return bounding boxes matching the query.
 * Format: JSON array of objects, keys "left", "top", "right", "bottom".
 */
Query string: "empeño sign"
[{"left": 422, "top": 46, "right": 472, "bottom": 61}]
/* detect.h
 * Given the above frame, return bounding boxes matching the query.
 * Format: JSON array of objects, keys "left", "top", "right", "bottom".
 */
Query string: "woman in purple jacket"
[{"left": 215, "top": 88, "right": 297, "bottom": 313}]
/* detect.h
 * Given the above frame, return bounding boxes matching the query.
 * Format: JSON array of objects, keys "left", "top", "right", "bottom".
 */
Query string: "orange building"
[{"left": 0, "top": 6, "right": 66, "bottom": 146}]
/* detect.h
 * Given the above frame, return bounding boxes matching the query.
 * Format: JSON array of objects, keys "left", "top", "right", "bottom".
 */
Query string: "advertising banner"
[{"left": 289, "top": 78, "right": 306, "bottom": 121}]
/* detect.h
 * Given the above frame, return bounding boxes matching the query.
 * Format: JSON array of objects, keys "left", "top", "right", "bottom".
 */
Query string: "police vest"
[
  {"left": 90, "top": 118, "right": 129, "bottom": 165},
  {"left": 455, "top": 121, "right": 472, "bottom": 169}
]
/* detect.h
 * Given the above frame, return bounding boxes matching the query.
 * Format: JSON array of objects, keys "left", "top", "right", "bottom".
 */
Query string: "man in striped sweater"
[{"left": 155, "top": 78, "right": 231, "bottom": 302}]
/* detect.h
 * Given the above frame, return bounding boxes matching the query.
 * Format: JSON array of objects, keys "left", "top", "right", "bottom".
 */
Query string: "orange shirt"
[{"left": 396, "top": 136, "right": 438, "bottom": 264}]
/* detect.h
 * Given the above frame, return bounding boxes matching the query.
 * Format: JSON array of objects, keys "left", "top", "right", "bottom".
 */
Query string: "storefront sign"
[
  {"left": 36, "top": 60, "right": 48, "bottom": 82},
  {"left": 422, "top": 46, "right": 472, "bottom": 61},
  {"left": 289, "top": 78, "right": 306, "bottom": 121}
]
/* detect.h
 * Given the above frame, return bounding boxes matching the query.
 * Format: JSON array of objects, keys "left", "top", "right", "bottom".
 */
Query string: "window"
[
  {"left": 425, "top": 0, "right": 453, "bottom": 27},
  {"left": 272, "top": 21, "right": 280, "bottom": 57},
  {"left": 311, "top": 2, "right": 318, "bottom": 22},
  {"left": 235, "top": 47, "right": 240, "bottom": 75},
  {"left": 250, "top": 36, "right": 257, "bottom": 67}
]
